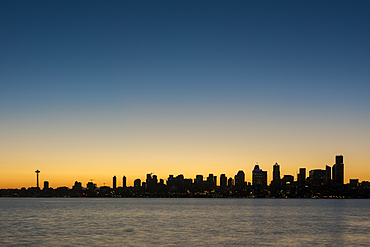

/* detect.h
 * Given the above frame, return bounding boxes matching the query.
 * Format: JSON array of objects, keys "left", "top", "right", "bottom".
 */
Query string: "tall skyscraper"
[
  {"left": 235, "top": 170, "right": 245, "bottom": 189},
  {"left": 113, "top": 176, "right": 117, "bottom": 189},
  {"left": 227, "top": 177, "right": 234, "bottom": 187},
  {"left": 220, "top": 174, "right": 227, "bottom": 189},
  {"left": 273, "top": 163, "right": 280, "bottom": 182},
  {"left": 122, "top": 176, "right": 127, "bottom": 188},
  {"left": 252, "top": 164, "right": 267, "bottom": 191},
  {"left": 297, "top": 168, "right": 306, "bottom": 186},
  {"left": 326, "top": 165, "right": 331, "bottom": 185},
  {"left": 309, "top": 169, "right": 327, "bottom": 192},
  {"left": 207, "top": 174, "right": 215, "bottom": 188},
  {"left": 332, "top": 155, "right": 344, "bottom": 185},
  {"left": 134, "top": 179, "right": 141, "bottom": 188},
  {"left": 196, "top": 175, "right": 203, "bottom": 184}
]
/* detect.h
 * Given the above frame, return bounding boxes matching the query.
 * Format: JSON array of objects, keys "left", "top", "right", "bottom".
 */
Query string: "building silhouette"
[
  {"left": 273, "top": 163, "right": 280, "bottom": 181},
  {"left": 252, "top": 164, "right": 267, "bottom": 195},
  {"left": 35, "top": 170, "right": 40, "bottom": 188},
  {"left": 309, "top": 169, "right": 327, "bottom": 193},
  {"left": 297, "top": 168, "right": 306, "bottom": 187},
  {"left": 227, "top": 177, "right": 234, "bottom": 187},
  {"left": 3, "top": 154, "right": 366, "bottom": 198},
  {"left": 134, "top": 179, "right": 141, "bottom": 188},
  {"left": 44, "top": 181, "right": 49, "bottom": 190},
  {"left": 220, "top": 174, "right": 227, "bottom": 189},
  {"left": 326, "top": 165, "right": 331, "bottom": 186},
  {"left": 333, "top": 155, "right": 344, "bottom": 185},
  {"left": 113, "top": 176, "right": 117, "bottom": 190},
  {"left": 235, "top": 170, "right": 245, "bottom": 189},
  {"left": 270, "top": 163, "right": 281, "bottom": 195}
]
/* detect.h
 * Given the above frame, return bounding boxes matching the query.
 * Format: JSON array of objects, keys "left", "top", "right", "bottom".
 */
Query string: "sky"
[{"left": 1, "top": 1, "right": 370, "bottom": 189}]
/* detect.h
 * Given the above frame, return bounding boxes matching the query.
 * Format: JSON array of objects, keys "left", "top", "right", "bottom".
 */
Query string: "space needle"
[{"left": 35, "top": 170, "right": 40, "bottom": 188}]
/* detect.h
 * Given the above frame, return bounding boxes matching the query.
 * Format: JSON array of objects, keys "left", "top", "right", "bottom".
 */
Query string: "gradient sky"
[{"left": 1, "top": 1, "right": 370, "bottom": 189}]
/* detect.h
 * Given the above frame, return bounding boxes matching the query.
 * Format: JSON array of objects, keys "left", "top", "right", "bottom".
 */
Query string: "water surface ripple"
[{"left": 1, "top": 198, "right": 369, "bottom": 246}]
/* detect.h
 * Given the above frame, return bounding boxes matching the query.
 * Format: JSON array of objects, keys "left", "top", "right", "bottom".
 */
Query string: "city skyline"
[
  {"left": 4, "top": 154, "right": 368, "bottom": 199},
  {"left": 3, "top": 154, "right": 360, "bottom": 190},
  {"left": 1, "top": 1, "right": 370, "bottom": 189}
]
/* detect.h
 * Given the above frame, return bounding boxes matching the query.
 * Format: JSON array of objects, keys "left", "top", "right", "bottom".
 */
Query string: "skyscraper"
[
  {"left": 134, "top": 179, "right": 141, "bottom": 188},
  {"left": 44, "top": 181, "right": 49, "bottom": 190},
  {"left": 235, "top": 170, "right": 245, "bottom": 189},
  {"left": 227, "top": 177, "right": 234, "bottom": 187},
  {"left": 332, "top": 155, "right": 344, "bottom": 185},
  {"left": 113, "top": 176, "right": 117, "bottom": 189},
  {"left": 122, "top": 176, "right": 127, "bottom": 188},
  {"left": 207, "top": 174, "right": 215, "bottom": 188},
  {"left": 252, "top": 164, "right": 267, "bottom": 192},
  {"left": 297, "top": 168, "right": 306, "bottom": 187},
  {"left": 273, "top": 163, "right": 280, "bottom": 182},
  {"left": 309, "top": 169, "right": 327, "bottom": 193},
  {"left": 220, "top": 174, "right": 227, "bottom": 189},
  {"left": 326, "top": 165, "right": 331, "bottom": 186}
]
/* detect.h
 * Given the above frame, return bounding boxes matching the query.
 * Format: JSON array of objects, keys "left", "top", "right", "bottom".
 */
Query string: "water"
[{"left": 1, "top": 198, "right": 369, "bottom": 246}]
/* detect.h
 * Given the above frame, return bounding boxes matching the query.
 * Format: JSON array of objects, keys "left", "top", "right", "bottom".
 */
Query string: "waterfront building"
[
  {"left": 43, "top": 181, "right": 49, "bottom": 190},
  {"left": 220, "top": 174, "right": 227, "bottom": 189},
  {"left": 309, "top": 169, "right": 327, "bottom": 193},
  {"left": 252, "top": 165, "right": 267, "bottom": 194},
  {"left": 134, "top": 179, "right": 141, "bottom": 188},
  {"left": 333, "top": 155, "right": 344, "bottom": 185},
  {"left": 235, "top": 170, "right": 245, "bottom": 189},
  {"left": 297, "top": 168, "right": 306, "bottom": 186},
  {"left": 273, "top": 163, "right": 280, "bottom": 181},
  {"left": 113, "top": 176, "right": 117, "bottom": 189}
]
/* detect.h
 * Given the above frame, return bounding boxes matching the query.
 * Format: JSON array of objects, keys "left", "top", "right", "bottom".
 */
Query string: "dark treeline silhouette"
[{"left": 1, "top": 155, "right": 370, "bottom": 198}]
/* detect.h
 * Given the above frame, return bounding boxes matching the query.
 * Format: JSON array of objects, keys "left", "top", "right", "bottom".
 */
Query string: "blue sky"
[{"left": 1, "top": 1, "right": 370, "bottom": 187}]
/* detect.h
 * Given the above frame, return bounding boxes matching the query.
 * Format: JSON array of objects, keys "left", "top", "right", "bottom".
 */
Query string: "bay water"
[{"left": 1, "top": 198, "right": 369, "bottom": 246}]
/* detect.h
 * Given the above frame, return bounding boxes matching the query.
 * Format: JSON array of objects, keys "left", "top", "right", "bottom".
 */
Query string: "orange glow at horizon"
[{"left": 1, "top": 106, "right": 369, "bottom": 189}]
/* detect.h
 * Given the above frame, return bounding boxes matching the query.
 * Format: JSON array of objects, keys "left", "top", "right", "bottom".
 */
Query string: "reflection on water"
[{"left": 0, "top": 198, "right": 369, "bottom": 246}]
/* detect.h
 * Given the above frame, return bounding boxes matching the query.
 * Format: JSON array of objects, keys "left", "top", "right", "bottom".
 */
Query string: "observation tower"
[{"left": 35, "top": 170, "right": 40, "bottom": 188}]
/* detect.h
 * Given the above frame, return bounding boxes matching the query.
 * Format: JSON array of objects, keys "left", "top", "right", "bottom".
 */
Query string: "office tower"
[
  {"left": 134, "top": 179, "right": 141, "bottom": 188},
  {"left": 297, "top": 168, "right": 306, "bottom": 186},
  {"left": 336, "top": 155, "right": 343, "bottom": 164},
  {"left": 220, "top": 174, "right": 227, "bottom": 189},
  {"left": 326, "top": 165, "right": 331, "bottom": 185},
  {"left": 271, "top": 163, "right": 281, "bottom": 192},
  {"left": 333, "top": 155, "right": 344, "bottom": 185},
  {"left": 235, "top": 170, "right": 245, "bottom": 189},
  {"left": 282, "top": 175, "right": 294, "bottom": 185},
  {"left": 146, "top": 173, "right": 157, "bottom": 190},
  {"left": 196, "top": 175, "right": 203, "bottom": 184},
  {"left": 309, "top": 169, "right": 327, "bottom": 192},
  {"left": 207, "top": 174, "right": 214, "bottom": 187},
  {"left": 44, "top": 181, "right": 49, "bottom": 190},
  {"left": 35, "top": 170, "right": 40, "bottom": 188},
  {"left": 350, "top": 179, "right": 358, "bottom": 187},
  {"left": 252, "top": 165, "right": 267, "bottom": 190},
  {"left": 122, "top": 176, "right": 127, "bottom": 188},
  {"left": 113, "top": 176, "right": 117, "bottom": 189},
  {"left": 281, "top": 175, "right": 294, "bottom": 195},
  {"left": 273, "top": 163, "right": 280, "bottom": 181},
  {"left": 227, "top": 177, "right": 234, "bottom": 187},
  {"left": 87, "top": 181, "right": 96, "bottom": 190},
  {"left": 72, "top": 181, "right": 82, "bottom": 190},
  {"left": 153, "top": 175, "right": 158, "bottom": 184}
]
